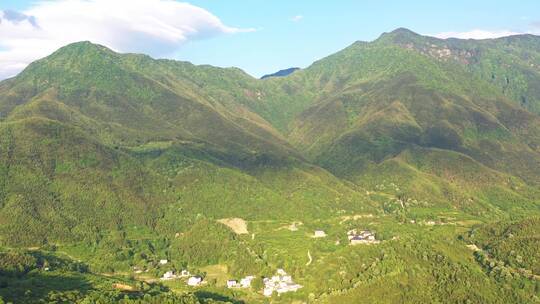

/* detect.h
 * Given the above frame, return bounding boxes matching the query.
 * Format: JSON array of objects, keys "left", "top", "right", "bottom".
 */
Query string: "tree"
[{"left": 251, "top": 276, "right": 263, "bottom": 291}]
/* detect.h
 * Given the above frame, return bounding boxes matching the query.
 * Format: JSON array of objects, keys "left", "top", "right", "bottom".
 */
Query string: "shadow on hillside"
[
  {"left": 195, "top": 290, "right": 246, "bottom": 304},
  {"left": 0, "top": 272, "right": 91, "bottom": 303}
]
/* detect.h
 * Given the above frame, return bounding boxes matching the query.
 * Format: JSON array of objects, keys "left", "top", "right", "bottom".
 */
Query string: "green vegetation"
[
  {"left": 464, "top": 217, "right": 540, "bottom": 275},
  {"left": 0, "top": 248, "right": 221, "bottom": 304},
  {"left": 0, "top": 29, "right": 539, "bottom": 303}
]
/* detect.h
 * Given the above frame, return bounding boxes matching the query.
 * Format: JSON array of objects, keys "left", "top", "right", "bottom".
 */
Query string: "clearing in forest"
[
  {"left": 200, "top": 264, "right": 229, "bottom": 285},
  {"left": 218, "top": 218, "right": 249, "bottom": 234}
]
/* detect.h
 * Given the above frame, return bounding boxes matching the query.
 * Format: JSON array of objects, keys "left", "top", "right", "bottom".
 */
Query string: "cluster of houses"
[
  {"left": 145, "top": 259, "right": 205, "bottom": 287},
  {"left": 311, "top": 228, "right": 380, "bottom": 245},
  {"left": 226, "top": 275, "right": 256, "bottom": 289},
  {"left": 347, "top": 229, "right": 380, "bottom": 245},
  {"left": 161, "top": 269, "right": 191, "bottom": 281},
  {"left": 263, "top": 269, "right": 303, "bottom": 297},
  {"left": 160, "top": 269, "right": 204, "bottom": 286},
  {"left": 151, "top": 228, "right": 379, "bottom": 295},
  {"left": 226, "top": 269, "right": 304, "bottom": 297}
]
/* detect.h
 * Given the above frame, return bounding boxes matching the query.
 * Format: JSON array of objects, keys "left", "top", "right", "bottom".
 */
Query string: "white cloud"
[
  {"left": 291, "top": 15, "right": 303, "bottom": 22},
  {"left": 0, "top": 0, "right": 254, "bottom": 79},
  {"left": 433, "top": 29, "right": 522, "bottom": 39}
]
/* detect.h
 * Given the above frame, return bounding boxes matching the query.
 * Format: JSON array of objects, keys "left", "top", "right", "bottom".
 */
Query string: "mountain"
[
  {"left": 378, "top": 28, "right": 540, "bottom": 114},
  {"left": 251, "top": 28, "right": 540, "bottom": 216},
  {"left": 0, "top": 41, "right": 373, "bottom": 246},
  {"left": 261, "top": 67, "right": 300, "bottom": 79},
  {"left": 1, "top": 29, "right": 540, "bottom": 303}
]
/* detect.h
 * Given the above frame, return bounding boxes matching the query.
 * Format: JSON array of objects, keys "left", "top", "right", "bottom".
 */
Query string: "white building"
[
  {"left": 263, "top": 269, "right": 302, "bottom": 297},
  {"left": 347, "top": 229, "right": 357, "bottom": 240},
  {"left": 348, "top": 229, "right": 380, "bottom": 245},
  {"left": 159, "top": 259, "right": 168, "bottom": 265},
  {"left": 161, "top": 271, "right": 177, "bottom": 280},
  {"left": 313, "top": 230, "right": 327, "bottom": 238},
  {"left": 240, "top": 275, "right": 255, "bottom": 288},
  {"left": 187, "top": 276, "right": 202, "bottom": 286},
  {"left": 226, "top": 275, "right": 255, "bottom": 289},
  {"left": 277, "top": 283, "right": 302, "bottom": 294}
]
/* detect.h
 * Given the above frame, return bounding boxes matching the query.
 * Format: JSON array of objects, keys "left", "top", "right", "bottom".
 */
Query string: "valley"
[{"left": 0, "top": 28, "right": 539, "bottom": 303}]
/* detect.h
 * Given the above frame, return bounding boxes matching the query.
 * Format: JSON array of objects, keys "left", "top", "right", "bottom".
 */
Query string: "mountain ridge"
[{"left": 261, "top": 67, "right": 300, "bottom": 79}]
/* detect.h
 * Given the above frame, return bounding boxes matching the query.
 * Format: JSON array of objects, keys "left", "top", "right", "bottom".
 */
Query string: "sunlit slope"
[{"left": 0, "top": 42, "right": 374, "bottom": 247}]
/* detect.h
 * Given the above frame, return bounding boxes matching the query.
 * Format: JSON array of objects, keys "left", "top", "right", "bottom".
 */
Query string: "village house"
[
  {"left": 187, "top": 276, "right": 203, "bottom": 286},
  {"left": 226, "top": 275, "right": 255, "bottom": 289},
  {"left": 348, "top": 229, "right": 380, "bottom": 245},
  {"left": 159, "top": 259, "right": 168, "bottom": 265},
  {"left": 277, "top": 283, "right": 302, "bottom": 294},
  {"left": 313, "top": 230, "right": 327, "bottom": 238},
  {"left": 240, "top": 275, "right": 255, "bottom": 288},
  {"left": 179, "top": 270, "right": 191, "bottom": 277},
  {"left": 161, "top": 270, "right": 177, "bottom": 280},
  {"left": 263, "top": 269, "right": 302, "bottom": 297}
]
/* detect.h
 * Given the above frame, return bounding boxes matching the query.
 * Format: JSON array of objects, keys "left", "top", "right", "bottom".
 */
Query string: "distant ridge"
[{"left": 261, "top": 67, "right": 300, "bottom": 79}]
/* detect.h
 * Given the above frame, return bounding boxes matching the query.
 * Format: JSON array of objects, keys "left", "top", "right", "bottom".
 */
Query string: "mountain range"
[{"left": 0, "top": 28, "right": 539, "bottom": 303}]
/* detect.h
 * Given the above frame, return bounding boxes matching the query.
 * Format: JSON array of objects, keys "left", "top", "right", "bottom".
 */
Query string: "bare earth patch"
[
  {"left": 112, "top": 283, "right": 136, "bottom": 292},
  {"left": 218, "top": 218, "right": 249, "bottom": 234},
  {"left": 466, "top": 244, "right": 481, "bottom": 252},
  {"left": 339, "top": 214, "right": 374, "bottom": 224}
]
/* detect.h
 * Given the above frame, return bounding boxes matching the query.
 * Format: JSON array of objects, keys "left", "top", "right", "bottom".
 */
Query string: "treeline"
[
  {"left": 464, "top": 217, "right": 540, "bottom": 274},
  {"left": 7, "top": 285, "right": 228, "bottom": 304},
  {"left": 0, "top": 249, "right": 87, "bottom": 277}
]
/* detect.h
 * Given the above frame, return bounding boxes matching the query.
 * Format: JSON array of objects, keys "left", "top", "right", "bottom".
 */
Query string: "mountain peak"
[
  {"left": 376, "top": 28, "right": 423, "bottom": 43},
  {"left": 65, "top": 40, "right": 98, "bottom": 47},
  {"left": 51, "top": 41, "right": 116, "bottom": 57},
  {"left": 17, "top": 41, "right": 121, "bottom": 87},
  {"left": 18, "top": 41, "right": 119, "bottom": 80},
  {"left": 389, "top": 27, "right": 418, "bottom": 35}
]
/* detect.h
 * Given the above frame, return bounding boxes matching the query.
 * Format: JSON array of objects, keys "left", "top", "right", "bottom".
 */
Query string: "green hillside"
[{"left": 1, "top": 29, "right": 540, "bottom": 303}]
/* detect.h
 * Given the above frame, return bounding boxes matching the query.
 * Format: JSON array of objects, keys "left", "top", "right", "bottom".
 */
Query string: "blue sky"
[{"left": 1, "top": 0, "right": 540, "bottom": 78}]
